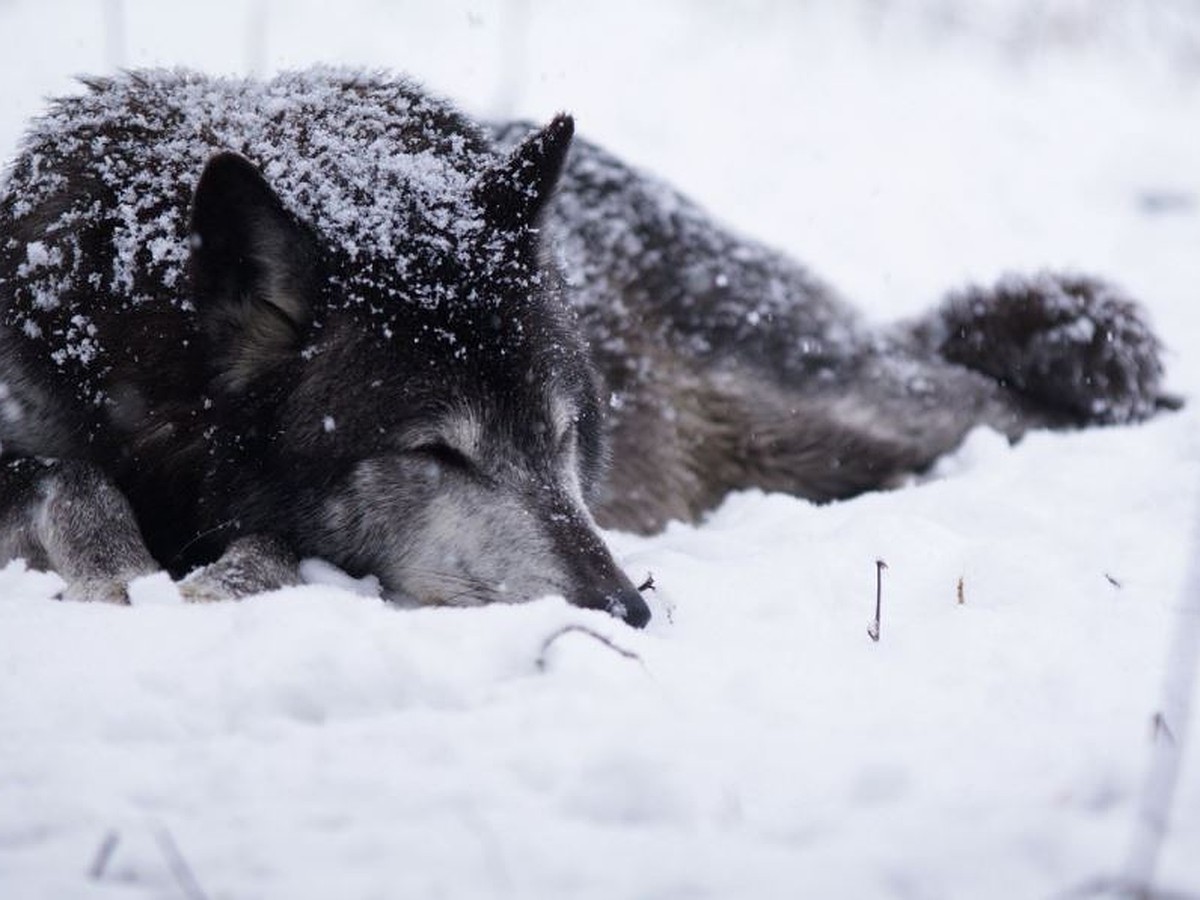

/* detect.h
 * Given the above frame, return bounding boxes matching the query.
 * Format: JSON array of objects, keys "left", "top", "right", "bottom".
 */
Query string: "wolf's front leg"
[
  {"left": 178, "top": 534, "right": 301, "bottom": 602},
  {"left": 0, "top": 457, "right": 159, "bottom": 603}
]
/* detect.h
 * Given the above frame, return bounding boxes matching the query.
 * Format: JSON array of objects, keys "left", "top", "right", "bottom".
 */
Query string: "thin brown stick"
[
  {"left": 536, "top": 624, "right": 642, "bottom": 672},
  {"left": 88, "top": 830, "right": 120, "bottom": 880},
  {"left": 1151, "top": 712, "right": 1176, "bottom": 746},
  {"left": 154, "top": 826, "right": 210, "bottom": 900},
  {"left": 868, "top": 559, "right": 887, "bottom": 642}
]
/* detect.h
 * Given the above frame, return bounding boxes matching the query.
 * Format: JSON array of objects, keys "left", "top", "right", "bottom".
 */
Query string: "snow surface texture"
[{"left": 2, "top": 2, "right": 1200, "bottom": 898}]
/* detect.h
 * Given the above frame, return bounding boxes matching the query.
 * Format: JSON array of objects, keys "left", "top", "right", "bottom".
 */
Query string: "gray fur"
[
  {"left": 0, "top": 70, "right": 1173, "bottom": 627},
  {"left": 0, "top": 459, "right": 158, "bottom": 603}
]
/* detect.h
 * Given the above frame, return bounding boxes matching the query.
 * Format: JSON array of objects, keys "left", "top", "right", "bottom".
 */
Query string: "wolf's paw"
[
  {"left": 177, "top": 573, "right": 237, "bottom": 603},
  {"left": 59, "top": 577, "right": 133, "bottom": 605},
  {"left": 932, "top": 271, "right": 1170, "bottom": 424},
  {"left": 178, "top": 535, "right": 301, "bottom": 602},
  {"left": 178, "top": 561, "right": 277, "bottom": 602}
]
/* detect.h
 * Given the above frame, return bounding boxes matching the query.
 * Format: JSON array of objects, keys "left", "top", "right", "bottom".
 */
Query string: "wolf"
[{"left": 0, "top": 70, "right": 1171, "bottom": 627}]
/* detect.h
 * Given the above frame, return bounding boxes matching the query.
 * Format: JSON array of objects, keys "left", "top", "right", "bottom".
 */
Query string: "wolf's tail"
[{"left": 908, "top": 271, "right": 1179, "bottom": 425}]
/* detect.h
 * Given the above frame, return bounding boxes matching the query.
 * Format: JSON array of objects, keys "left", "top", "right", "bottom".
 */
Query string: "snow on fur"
[{"left": 0, "top": 68, "right": 500, "bottom": 383}]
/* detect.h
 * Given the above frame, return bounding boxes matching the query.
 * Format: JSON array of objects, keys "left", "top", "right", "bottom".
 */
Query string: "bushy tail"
[{"left": 912, "top": 271, "right": 1176, "bottom": 425}]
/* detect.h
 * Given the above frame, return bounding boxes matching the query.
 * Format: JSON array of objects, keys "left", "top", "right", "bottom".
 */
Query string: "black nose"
[
  {"left": 572, "top": 584, "right": 652, "bottom": 628},
  {"left": 608, "top": 586, "right": 651, "bottom": 628}
]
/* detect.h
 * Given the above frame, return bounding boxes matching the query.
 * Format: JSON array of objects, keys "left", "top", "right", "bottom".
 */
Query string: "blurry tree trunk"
[
  {"left": 103, "top": 0, "right": 125, "bottom": 70},
  {"left": 491, "top": 0, "right": 530, "bottom": 118},
  {"left": 246, "top": 0, "right": 269, "bottom": 76}
]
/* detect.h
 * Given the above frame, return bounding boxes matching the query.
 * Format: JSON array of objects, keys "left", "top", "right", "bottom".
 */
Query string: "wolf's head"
[{"left": 187, "top": 115, "right": 649, "bottom": 627}]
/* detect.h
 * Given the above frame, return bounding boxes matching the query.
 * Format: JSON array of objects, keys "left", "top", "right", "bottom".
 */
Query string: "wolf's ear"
[
  {"left": 474, "top": 113, "right": 574, "bottom": 231},
  {"left": 190, "top": 152, "right": 316, "bottom": 390}
]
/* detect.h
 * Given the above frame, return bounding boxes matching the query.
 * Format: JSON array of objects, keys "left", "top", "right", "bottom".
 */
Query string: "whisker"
[
  {"left": 168, "top": 517, "right": 240, "bottom": 567},
  {"left": 437, "top": 585, "right": 492, "bottom": 607}
]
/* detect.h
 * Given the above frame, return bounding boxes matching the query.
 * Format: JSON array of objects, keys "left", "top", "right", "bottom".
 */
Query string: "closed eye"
[{"left": 412, "top": 442, "right": 474, "bottom": 472}]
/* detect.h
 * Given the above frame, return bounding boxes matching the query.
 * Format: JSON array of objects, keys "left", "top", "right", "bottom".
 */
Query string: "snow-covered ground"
[{"left": 2, "top": 2, "right": 1200, "bottom": 897}]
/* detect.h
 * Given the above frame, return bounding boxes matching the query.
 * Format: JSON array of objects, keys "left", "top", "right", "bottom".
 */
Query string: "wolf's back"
[{"left": 491, "top": 122, "right": 868, "bottom": 385}]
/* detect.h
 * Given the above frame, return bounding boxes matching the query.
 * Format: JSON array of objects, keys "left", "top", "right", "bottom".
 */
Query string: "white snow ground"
[{"left": 2, "top": 2, "right": 1200, "bottom": 898}]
